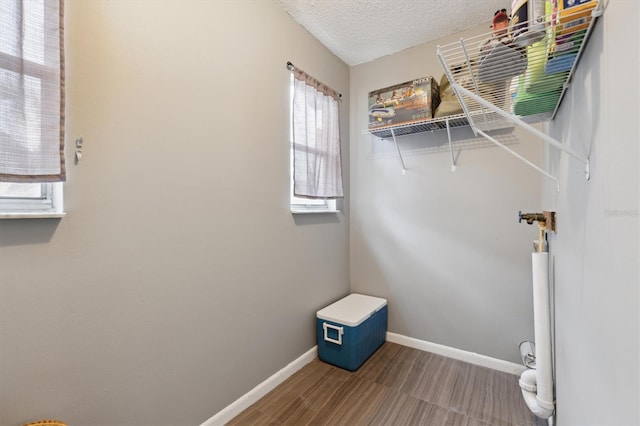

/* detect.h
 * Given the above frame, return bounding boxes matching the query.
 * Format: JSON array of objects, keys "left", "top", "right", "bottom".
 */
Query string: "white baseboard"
[
  {"left": 202, "top": 334, "right": 525, "bottom": 425},
  {"left": 200, "top": 346, "right": 317, "bottom": 426},
  {"left": 386, "top": 332, "right": 526, "bottom": 375}
]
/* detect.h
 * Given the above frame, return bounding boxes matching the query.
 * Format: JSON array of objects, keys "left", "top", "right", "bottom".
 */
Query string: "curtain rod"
[{"left": 287, "top": 61, "right": 342, "bottom": 98}]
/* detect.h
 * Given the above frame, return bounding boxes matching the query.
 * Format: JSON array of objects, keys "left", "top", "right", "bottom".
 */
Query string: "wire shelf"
[
  {"left": 437, "top": 0, "right": 602, "bottom": 132},
  {"left": 362, "top": 1, "right": 601, "bottom": 182},
  {"left": 363, "top": 113, "right": 469, "bottom": 138}
]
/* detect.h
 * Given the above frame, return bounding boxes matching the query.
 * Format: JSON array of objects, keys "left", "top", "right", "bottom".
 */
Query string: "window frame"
[
  {"left": 0, "top": 182, "right": 64, "bottom": 219},
  {"left": 290, "top": 190, "right": 338, "bottom": 214}
]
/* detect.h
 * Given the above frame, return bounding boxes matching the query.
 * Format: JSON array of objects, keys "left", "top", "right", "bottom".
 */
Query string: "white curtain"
[
  {"left": 292, "top": 70, "right": 343, "bottom": 199},
  {"left": 0, "top": 0, "right": 65, "bottom": 182}
]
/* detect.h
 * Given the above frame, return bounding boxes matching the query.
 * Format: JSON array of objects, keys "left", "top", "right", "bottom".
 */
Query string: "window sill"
[
  {"left": 0, "top": 212, "right": 66, "bottom": 219},
  {"left": 290, "top": 209, "right": 340, "bottom": 215}
]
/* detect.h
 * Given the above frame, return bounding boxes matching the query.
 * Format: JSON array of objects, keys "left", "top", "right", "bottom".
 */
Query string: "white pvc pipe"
[{"left": 520, "top": 252, "right": 554, "bottom": 418}]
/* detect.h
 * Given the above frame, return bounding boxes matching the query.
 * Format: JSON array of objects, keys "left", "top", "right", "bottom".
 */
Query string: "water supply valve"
[
  {"left": 518, "top": 211, "right": 556, "bottom": 232},
  {"left": 519, "top": 211, "right": 556, "bottom": 253}
]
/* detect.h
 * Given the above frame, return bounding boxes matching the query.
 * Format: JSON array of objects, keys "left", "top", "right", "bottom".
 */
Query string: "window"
[
  {"left": 0, "top": 0, "right": 65, "bottom": 218},
  {"left": 289, "top": 65, "right": 343, "bottom": 214},
  {"left": 0, "top": 182, "right": 64, "bottom": 217}
]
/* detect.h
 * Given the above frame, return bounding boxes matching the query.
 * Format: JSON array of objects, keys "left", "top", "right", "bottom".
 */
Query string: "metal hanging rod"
[{"left": 286, "top": 61, "right": 342, "bottom": 98}]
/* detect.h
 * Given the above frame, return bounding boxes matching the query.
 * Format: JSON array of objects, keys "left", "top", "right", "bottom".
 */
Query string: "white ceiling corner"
[{"left": 275, "top": 0, "right": 510, "bottom": 66}]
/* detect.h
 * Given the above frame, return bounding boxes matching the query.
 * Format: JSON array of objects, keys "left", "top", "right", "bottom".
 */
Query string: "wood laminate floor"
[{"left": 227, "top": 342, "right": 547, "bottom": 426}]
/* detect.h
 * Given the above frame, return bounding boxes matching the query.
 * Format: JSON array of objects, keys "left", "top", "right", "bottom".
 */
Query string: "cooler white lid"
[{"left": 316, "top": 293, "right": 387, "bottom": 327}]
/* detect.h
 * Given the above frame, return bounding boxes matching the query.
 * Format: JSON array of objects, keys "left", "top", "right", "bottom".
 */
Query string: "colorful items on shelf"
[
  {"left": 511, "top": 0, "right": 547, "bottom": 47},
  {"left": 433, "top": 72, "right": 463, "bottom": 118},
  {"left": 367, "top": 77, "right": 440, "bottom": 130},
  {"left": 546, "top": 30, "right": 585, "bottom": 73},
  {"left": 510, "top": 0, "right": 594, "bottom": 117},
  {"left": 557, "top": 0, "right": 598, "bottom": 35},
  {"left": 512, "top": 69, "right": 563, "bottom": 117},
  {"left": 478, "top": 9, "right": 528, "bottom": 84},
  {"left": 522, "top": 33, "right": 568, "bottom": 95}
]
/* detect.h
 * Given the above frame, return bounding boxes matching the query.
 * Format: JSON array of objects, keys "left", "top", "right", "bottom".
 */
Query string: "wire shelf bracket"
[
  {"left": 445, "top": 118, "right": 457, "bottom": 172},
  {"left": 453, "top": 84, "right": 589, "bottom": 191},
  {"left": 389, "top": 128, "right": 407, "bottom": 175},
  {"left": 363, "top": 113, "right": 470, "bottom": 174}
]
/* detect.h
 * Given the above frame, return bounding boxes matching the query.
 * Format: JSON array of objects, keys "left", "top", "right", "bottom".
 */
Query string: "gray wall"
[
  {"left": 544, "top": 1, "right": 640, "bottom": 424},
  {"left": 0, "top": 1, "right": 350, "bottom": 425},
  {"left": 349, "top": 25, "right": 544, "bottom": 364}
]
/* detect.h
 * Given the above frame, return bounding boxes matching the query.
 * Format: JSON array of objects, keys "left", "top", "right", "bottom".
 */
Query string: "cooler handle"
[{"left": 322, "top": 322, "right": 344, "bottom": 345}]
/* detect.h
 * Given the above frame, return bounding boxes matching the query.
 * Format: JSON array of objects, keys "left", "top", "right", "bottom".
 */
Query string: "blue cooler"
[{"left": 316, "top": 294, "right": 387, "bottom": 371}]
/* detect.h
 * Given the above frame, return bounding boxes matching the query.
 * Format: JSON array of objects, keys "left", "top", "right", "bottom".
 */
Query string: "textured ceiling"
[{"left": 275, "top": 0, "right": 510, "bottom": 66}]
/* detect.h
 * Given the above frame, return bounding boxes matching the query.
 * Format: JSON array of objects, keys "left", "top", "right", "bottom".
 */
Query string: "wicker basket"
[{"left": 23, "top": 421, "right": 67, "bottom": 426}]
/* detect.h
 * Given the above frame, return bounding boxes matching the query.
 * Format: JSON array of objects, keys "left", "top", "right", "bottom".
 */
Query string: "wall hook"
[{"left": 75, "top": 137, "right": 83, "bottom": 163}]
